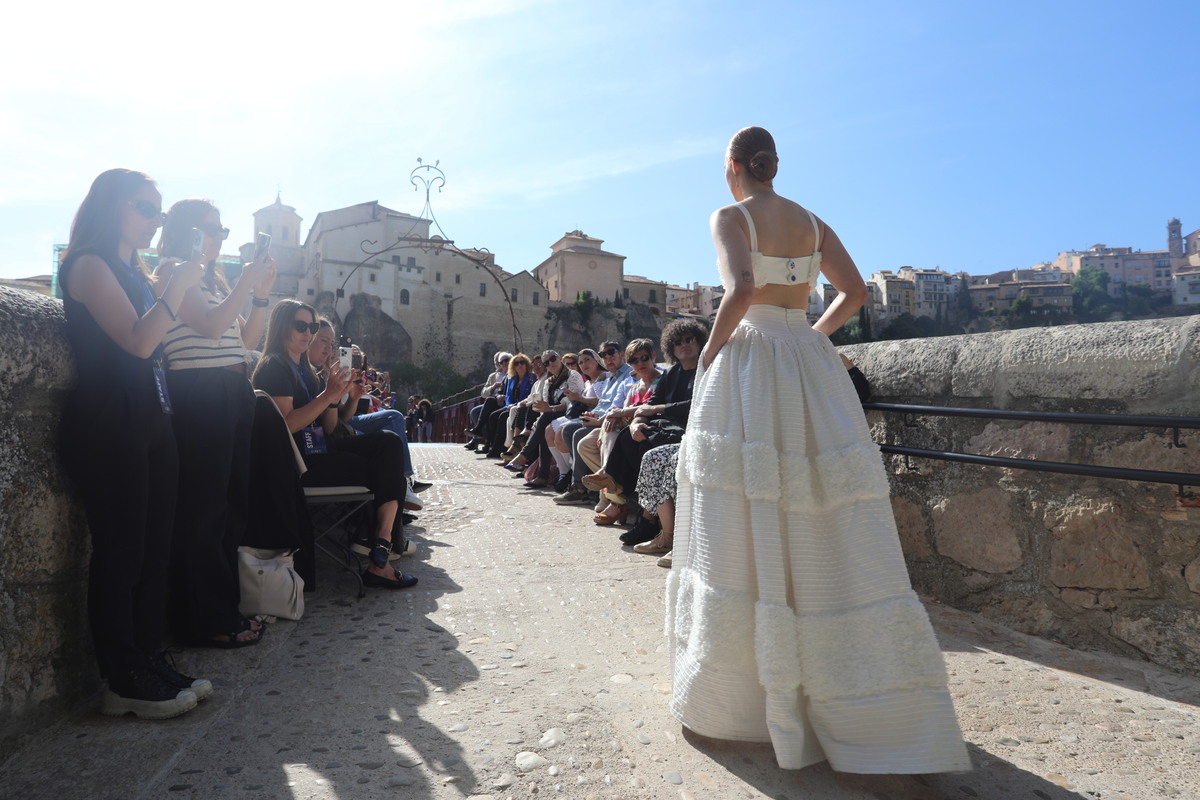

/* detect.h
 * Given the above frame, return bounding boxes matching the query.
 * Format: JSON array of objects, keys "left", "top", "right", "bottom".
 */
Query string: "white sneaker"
[{"left": 403, "top": 488, "right": 424, "bottom": 511}]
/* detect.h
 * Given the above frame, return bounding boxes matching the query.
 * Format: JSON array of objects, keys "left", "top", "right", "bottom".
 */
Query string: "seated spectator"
[
  {"left": 507, "top": 350, "right": 586, "bottom": 487},
  {"left": 545, "top": 348, "right": 603, "bottom": 491},
  {"left": 251, "top": 300, "right": 418, "bottom": 589},
  {"left": 553, "top": 341, "right": 635, "bottom": 506},
  {"left": 581, "top": 338, "right": 663, "bottom": 523},
  {"left": 466, "top": 352, "right": 511, "bottom": 445},
  {"left": 480, "top": 353, "right": 535, "bottom": 457},
  {"left": 500, "top": 353, "right": 546, "bottom": 462},
  {"left": 584, "top": 322, "right": 705, "bottom": 532},
  {"left": 307, "top": 320, "right": 429, "bottom": 499}
]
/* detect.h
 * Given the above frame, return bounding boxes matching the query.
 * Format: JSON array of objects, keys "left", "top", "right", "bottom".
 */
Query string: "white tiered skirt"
[{"left": 667, "top": 305, "right": 970, "bottom": 773}]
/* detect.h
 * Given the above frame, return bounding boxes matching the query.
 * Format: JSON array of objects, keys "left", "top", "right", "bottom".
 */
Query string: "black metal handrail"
[{"left": 865, "top": 402, "right": 1200, "bottom": 492}]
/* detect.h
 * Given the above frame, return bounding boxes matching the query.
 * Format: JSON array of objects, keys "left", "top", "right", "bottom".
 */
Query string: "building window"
[
  {"left": 435, "top": 272, "right": 442, "bottom": 282},
  {"left": 533, "top": 291, "right": 540, "bottom": 306},
  {"left": 400, "top": 289, "right": 410, "bottom": 305},
  {"left": 623, "top": 288, "right": 630, "bottom": 300},
  {"left": 479, "top": 282, "right": 487, "bottom": 297},
  {"left": 368, "top": 273, "right": 377, "bottom": 283},
  {"left": 511, "top": 288, "right": 518, "bottom": 302},
  {"left": 407, "top": 257, "right": 416, "bottom": 266},
  {"left": 455, "top": 274, "right": 461, "bottom": 284},
  {"left": 306, "top": 288, "right": 314, "bottom": 296},
  {"left": 392, "top": 255, "right": 401, "bottom": 264},
  {"left": 649, "top": 289, "right": 657, "bottom": 303}
]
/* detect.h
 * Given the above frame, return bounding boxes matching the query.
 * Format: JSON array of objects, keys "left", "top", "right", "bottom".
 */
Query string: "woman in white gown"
[{"left": 667, "top": 126, "right": 970, "bottom": 774}]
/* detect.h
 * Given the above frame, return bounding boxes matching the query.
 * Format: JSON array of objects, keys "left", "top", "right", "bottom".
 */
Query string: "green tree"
[
  {"left": 391, "top": 358, "right": 472, "bottom": 405},
  {"left": 1120, "top": 283, "right": 1154, "bottom": 317},
  {"left": 1071, "top": 265, "right": 1115, "bottom": 322}
]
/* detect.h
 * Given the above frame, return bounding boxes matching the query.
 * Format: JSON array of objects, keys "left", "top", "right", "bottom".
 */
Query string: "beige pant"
[{"left": 576, "top": 425, "right": 623, "bottom": 475}]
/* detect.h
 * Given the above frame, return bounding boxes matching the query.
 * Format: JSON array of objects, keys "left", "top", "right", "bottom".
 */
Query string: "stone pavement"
[{"left": 2, "top": 445, "right": 1199, "bottom": 800}]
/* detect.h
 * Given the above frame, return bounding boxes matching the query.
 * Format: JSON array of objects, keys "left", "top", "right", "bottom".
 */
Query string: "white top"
[{"left": 732, "top": 202, "right": 822, "bottom": 288}]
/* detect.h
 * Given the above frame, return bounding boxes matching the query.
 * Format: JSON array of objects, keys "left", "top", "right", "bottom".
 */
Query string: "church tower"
[
  {"left": 253, "top": 192, "right": 303, "bottom": 246},
  {"left": 1168, "top": 218, "right": 1183, "bottom": 258}
]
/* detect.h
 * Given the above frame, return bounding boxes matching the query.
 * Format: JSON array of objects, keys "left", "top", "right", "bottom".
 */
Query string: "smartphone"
[
  {"left": 189, "top": 228, "right": 205, "bottom": 261},
  {"left": 338, "top": 346, "right": 353, "bottom": 371},
  {"left": 253, "top": 231, "right": 271, "bottom": 260}
]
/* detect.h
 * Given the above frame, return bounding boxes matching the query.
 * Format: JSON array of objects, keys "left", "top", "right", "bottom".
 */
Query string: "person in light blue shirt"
[{"left": 552, "top": 340, "right": 635, "bottom": 505}]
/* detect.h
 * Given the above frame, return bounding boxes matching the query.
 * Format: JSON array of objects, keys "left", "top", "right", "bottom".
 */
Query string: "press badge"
[
  {"left": 300, "top": 426, "right": 328, "bottom": 455},
  {"left": 152, "top": 367, "right": 174, "bottom": 415}
]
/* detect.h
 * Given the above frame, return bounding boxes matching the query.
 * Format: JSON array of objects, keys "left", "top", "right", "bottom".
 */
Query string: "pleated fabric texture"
[{"left": 667, "top": 305, "right": 970, "bottom": 774}]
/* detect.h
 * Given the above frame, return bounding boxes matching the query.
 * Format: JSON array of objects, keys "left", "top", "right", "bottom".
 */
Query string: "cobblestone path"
[{"left": 2, "top": 445, "right": 1198, "bottom": 800}]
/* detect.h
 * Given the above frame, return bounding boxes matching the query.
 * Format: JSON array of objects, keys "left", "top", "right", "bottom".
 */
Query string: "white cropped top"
[{"left": 732, "top": 202, "right": 822, "bottom": 288}]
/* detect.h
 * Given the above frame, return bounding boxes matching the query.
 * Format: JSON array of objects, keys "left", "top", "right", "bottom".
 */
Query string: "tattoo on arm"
[{"left": 740, "top": 270, "right": 753, "bottom": 284}]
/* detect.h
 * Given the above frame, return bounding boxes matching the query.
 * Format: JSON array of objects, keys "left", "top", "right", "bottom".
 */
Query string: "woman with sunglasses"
[
  {"left": 154, "top": 199, "right": 275, "bottom": 648},
  {"left": 505, "top": 350, "right": 585, "bottom": 486},
  {"left": 544, "top": 348, "right": 603, "bottom": 490},
  {"left": 58, "top": 169, "right": 208, "bottom": 719},
  {"left": 252, "top": 301, "right": 417, "bottom": 589},
  {"left": 479, "top": 353, "right": 535, "bottom": 458},
  {"left": 583, "top": 339, "right": 661, "bottom": 523},
  {"left": 666, "top": 127, "right": 968, "bottom": 775}
]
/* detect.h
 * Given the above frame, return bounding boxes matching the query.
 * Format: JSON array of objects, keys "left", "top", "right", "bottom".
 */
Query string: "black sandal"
[{"left": 369, "top": 538, "right": 392, "bottom": 569}]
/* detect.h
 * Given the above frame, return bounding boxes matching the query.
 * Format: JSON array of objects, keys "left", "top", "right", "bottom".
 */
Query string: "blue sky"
[{"left": 2, "top": 0, "right": 1196, "bottom": 288}]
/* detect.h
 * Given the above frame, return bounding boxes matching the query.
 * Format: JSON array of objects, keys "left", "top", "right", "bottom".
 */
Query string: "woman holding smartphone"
[
  {"left": 252, "top": 301, "right": 417, "bottom": 589},
  {"left": 155, "top": 199, "right": 275, "bottom": 648},
  {"left": 58, "top": 169, "right": 208, "bottom": 719}
]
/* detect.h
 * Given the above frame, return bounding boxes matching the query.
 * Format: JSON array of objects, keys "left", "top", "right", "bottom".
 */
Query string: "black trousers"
[
  {"left": 167, "top": 368, "right": 255, "bottom": 641},
  {"left": 483, "top": 405, "right": 513, "bottom": 454},
  {"left": 520, "top": 410, "right": 564, "bottom": 477},
  {"left": 62, "top": 390, "right": 178, "bottom": 679},
  {"left": 471, "top": 396, "right": 501, "bottom": 436},
  {"left": 302, "top": 430, "right": 408, "bottom": 536}
]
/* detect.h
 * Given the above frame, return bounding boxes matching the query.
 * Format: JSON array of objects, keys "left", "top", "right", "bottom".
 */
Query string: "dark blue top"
[{"left": 504, "top": 373, "right": 535, "bottom": 406}]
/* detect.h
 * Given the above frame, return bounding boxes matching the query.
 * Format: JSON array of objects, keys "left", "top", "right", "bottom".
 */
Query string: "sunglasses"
[
  {"left": 197, "top": 224, "right": 231, "bottom": 241},
  {"left": 628, "top": 353, "right": 654, "bottom": 365},
  {"left": 564, "top": 360, "right": 577, "bottom": 367},
  {"left": 292, "top": 320, "right": 321, "bottom": 334},
  {"left": 545, "top": 355, "right": 559, "bottom": 363},
  {"left": 129, "top": 200, "right": 167, "bottom": 224},
  {"left": 679, "top": 336, "right": 697, "bottom": 345},
  {"left": 599, "top": 348, "right": 619, "bottom": 358}
]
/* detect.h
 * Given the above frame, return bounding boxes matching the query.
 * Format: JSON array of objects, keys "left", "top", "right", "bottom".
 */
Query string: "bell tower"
[
  {"left": 1168, "top": 217, "right": 1183, "bottom": 258},
  {"left": 253, "top": 192, "right": 303, "bottom": 246}
]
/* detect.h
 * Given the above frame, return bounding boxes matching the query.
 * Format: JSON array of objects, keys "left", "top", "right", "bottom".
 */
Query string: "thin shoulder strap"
[
  {"left": 733, "top": 202, "right": 758, "bottom": 251},
  {"left": 805, "top": 209, "right": 821, "bottom": 252}
]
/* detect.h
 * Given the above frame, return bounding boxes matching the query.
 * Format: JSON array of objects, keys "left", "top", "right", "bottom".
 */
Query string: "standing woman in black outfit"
[
  {"left": 155, "top": 199, "right": 275, "bottom": 647},
  {"left": 58, "top": 169, "right": 208, "bottom": 719}
]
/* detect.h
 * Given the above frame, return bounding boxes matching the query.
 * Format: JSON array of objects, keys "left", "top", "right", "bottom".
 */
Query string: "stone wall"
[
  {"left": 0, "top": 287, "right": 90, "bottom": 761},
  {"left": 843, "top": 316, "right": 1200, "bottom": 676}
]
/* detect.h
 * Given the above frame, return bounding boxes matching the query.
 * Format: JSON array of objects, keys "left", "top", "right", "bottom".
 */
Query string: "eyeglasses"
[
  {"left": 129, "top": 200, "right": 167, "bottom": 224},
  {"left": 628, "top": 353, "right": 654, "bottom": 365},
  {"left": 291, "top": 320, "right": 321, "bottom": 334},
  {"left": 197, "top": 224, "right": 230, "bottom": 241},
  {"left": 563, "top": 360, "right": 577, "bottom": 367},
  {"left": 545, "top": 355, "right": 559, "bottom": 363},
  {"left": 679, "top": 336, "right": 697, "bottom": 345},
  {"left": 599, "top": 348, "right": 619, "bottom": 358},
  {"left": 500, "top": 358, "right": 511, "bottom": 364}
]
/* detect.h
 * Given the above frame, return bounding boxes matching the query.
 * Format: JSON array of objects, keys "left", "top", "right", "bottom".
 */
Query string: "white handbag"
[{"left": 237, "top": 546, "right": 305, "bottom": 620}]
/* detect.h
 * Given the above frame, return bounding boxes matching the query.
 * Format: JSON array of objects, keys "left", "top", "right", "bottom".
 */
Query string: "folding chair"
[{"left": 304, "top": 485, "right": 374, "bottom": 599}]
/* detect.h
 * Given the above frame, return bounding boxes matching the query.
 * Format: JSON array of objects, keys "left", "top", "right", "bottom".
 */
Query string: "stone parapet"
[
  {"left": 843, "top": 316, "right": 1200, "bottom": 675},
  {"left": 0, "top": 287, "right": 90, "bottom": 761}
]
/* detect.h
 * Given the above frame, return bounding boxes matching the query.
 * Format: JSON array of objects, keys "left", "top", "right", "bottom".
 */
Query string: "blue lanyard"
[
  {"left": 118, "top": 258, "right": 164, "bottom": 365},
  {"left": 290, "top": 359, "right": 315, "bottom": 404}
]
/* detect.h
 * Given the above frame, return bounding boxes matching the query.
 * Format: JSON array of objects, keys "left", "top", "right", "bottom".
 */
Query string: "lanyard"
[
  {"left": 118, "top": 258, "right": 165, "bottom": 365},
  {"left": 290, "top": 360, "right": 315, "bottom": 404}
]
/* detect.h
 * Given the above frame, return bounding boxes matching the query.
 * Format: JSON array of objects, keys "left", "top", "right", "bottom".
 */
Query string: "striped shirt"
[{"left": 162, "top": 284, "right": 245, "bottom": 370}]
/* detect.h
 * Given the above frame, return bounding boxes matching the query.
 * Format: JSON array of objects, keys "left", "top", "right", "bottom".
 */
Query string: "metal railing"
[{"left": 862, "top": 402, "right": 1200, "bottom": 497}]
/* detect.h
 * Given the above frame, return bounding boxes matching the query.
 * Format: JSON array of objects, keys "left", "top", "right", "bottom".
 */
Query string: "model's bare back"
[{"left": 735, "top": 194, "right": 820, "bottom": 308}]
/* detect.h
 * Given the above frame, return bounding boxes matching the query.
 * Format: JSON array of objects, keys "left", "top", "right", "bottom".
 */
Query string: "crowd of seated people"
[{"left": 464, "top": 320, "right": 710, "bottom": 568}]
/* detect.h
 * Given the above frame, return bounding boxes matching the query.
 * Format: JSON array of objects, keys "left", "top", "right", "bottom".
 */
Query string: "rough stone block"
[
  {"left": 932, "top": 488, "right": 1022, "bottom": 573},
  {"left": 891, "top": 495, "right": 932, "bottom": 558},
  {"left": 1110, "top": 605, "right": 1200, "bottom": 670},
  {"left": 1060, "top": 588, "right": 1098, "bottom": 608},
  {"left": 1048, "top": 501, "right": 1150, "bottom": 590}
]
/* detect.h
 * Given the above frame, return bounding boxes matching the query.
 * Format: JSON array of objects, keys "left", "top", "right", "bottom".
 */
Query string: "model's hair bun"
[
  {"left": 728, "top": 126, "right": 779, "bottom": 183},
  {"left": 747, "top": 150, "right": 779, "bottom": 182}
]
